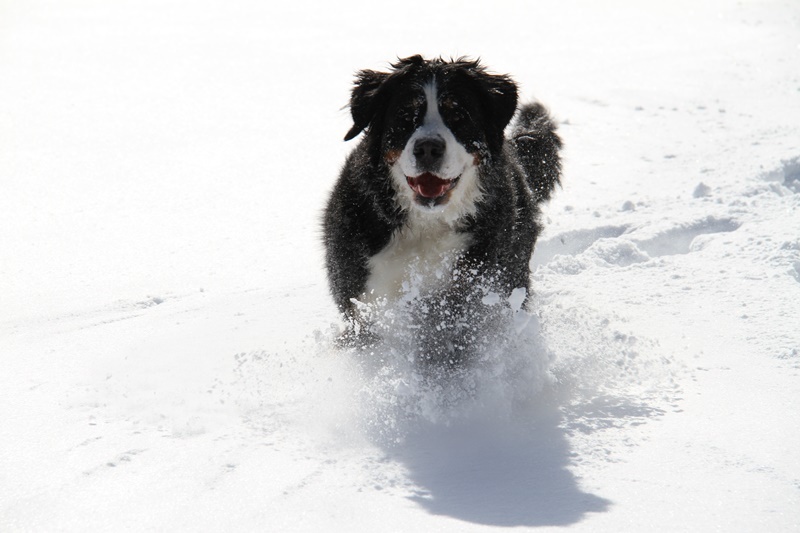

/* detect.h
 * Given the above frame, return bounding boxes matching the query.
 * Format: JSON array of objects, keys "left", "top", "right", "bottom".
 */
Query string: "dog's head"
[{"left": 344, "top": 55, "right": 518, "bottom": 213}]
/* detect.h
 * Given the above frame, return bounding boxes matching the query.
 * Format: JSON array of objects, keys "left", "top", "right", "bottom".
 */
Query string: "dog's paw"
[{"left": 334, "top": 323, "right": 381, "bottom": 350}]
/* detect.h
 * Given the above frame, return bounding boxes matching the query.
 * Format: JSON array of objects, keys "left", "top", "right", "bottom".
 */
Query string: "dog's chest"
[{"left": 365, "top": 216, "right": 471, "bottom": 303}]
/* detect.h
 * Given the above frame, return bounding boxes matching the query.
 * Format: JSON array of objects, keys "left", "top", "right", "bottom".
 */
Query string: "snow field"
[{"left": 2, "top": 0, "right": 800, "bottom": 531}]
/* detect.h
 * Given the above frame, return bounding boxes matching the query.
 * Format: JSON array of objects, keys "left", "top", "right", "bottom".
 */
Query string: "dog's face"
[{"left": 345, "top": 56, "right": 518, "bottom": 214}]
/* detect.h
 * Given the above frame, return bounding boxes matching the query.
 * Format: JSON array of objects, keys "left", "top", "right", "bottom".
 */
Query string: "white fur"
[
  {"left": 364, "top": 211, "right": 472, "bottom": 304},
  {"left": 364, "top": 80, "right": 483, "bottom": 304}
]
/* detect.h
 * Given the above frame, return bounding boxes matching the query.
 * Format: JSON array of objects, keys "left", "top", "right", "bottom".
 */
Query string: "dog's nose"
[{"left": 413, "top": 137, "right": 446, "bottom": 169}]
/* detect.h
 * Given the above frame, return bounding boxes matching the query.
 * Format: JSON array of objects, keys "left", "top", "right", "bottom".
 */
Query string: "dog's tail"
[{"left": 510, "top": 102, "right": 563, "bottom": 203}]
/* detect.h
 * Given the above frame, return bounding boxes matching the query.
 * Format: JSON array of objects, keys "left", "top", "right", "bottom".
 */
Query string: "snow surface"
[{"left": 2, "top": 0, "right": 800, "bottom": 531}]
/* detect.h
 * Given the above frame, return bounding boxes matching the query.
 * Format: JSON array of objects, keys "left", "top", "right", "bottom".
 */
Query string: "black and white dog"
[{"left": 323, "top": 55, "right": 561, "bottom": 363}]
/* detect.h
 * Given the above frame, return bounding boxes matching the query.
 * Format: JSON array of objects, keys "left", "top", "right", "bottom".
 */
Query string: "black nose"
[{"left": 413, "top": 137, "right": 446, "bottom": 170}]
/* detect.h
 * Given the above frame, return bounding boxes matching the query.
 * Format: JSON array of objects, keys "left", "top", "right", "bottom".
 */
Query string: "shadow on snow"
[{"left": 388, "top": 403, "right": 611, "bottom": 527}]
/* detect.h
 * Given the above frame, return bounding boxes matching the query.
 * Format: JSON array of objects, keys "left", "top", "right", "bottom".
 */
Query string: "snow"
[{"left": 2, "top": 0, "right": 800, "bottom": 531}]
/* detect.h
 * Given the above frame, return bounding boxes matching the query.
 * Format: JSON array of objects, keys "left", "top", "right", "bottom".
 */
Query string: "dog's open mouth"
[{"left": 406, "top": 172, "right": 459, "bottom": 199}]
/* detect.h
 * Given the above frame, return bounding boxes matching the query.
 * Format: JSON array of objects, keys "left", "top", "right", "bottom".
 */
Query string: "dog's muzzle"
[
  {"left": 406, "top": 172, "right": 459, "bottom": 199},
  {"left": 413, "top": 136, "right": 446, "bottom": 172}
]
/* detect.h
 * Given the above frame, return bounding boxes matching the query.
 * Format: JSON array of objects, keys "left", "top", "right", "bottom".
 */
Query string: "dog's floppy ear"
[
  {"left": 469, "top": 69, "right": 519, "bottom": 153},
  {"left": 344, "top": 69, "right": 390, "bottom": 141},
  {"left": 481, "top": 73, "right": 518, "bottom": 133}
]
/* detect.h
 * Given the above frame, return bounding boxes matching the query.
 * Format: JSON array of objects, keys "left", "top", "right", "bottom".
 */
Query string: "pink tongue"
[{"left": 407, "top": 173, "right": 451, "bottom": 198}]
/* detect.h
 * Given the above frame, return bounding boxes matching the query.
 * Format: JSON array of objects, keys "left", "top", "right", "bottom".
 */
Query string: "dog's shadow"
[
  {"left": 347, "top": 306, "right": 615, "bottom": 526},
  {"left": 384, "top": 403, "right": 611, "bottom": 527}
]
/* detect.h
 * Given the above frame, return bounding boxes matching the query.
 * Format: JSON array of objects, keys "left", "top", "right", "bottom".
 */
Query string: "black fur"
[{"left": 323, "top": 56, "right": 562, "bottom": 358}]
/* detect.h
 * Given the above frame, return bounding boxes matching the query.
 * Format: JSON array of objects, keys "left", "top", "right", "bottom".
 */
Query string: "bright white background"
[{"left": 2, "top": 1, "right": 799, "bottom": 531}]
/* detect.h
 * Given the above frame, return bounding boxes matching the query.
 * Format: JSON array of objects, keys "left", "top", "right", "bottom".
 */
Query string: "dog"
[{"left": 323, "top": 55, "right": 562, "bottom": 364}]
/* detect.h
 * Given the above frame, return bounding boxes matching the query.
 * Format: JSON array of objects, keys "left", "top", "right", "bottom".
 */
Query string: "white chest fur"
[{"left": 364, "top": 212, "right": 471, "bottom": 304}]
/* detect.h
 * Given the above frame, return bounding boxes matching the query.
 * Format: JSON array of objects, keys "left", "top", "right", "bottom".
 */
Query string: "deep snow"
[{"left": 2, "top": 0, "right": 800, "bottom": 531}]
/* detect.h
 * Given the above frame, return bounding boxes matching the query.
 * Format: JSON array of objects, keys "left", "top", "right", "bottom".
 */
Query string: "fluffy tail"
[{"left": 510, "top": 103, "right": 562, "bottom": 203}]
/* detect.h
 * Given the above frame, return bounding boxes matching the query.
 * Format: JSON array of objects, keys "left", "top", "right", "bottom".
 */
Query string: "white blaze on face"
[
  {"left": 389, "top": 80, "right": 483, "bottom": 220},
  {"left": 396, "top": 82, "right": 473, "bottom": 180}
]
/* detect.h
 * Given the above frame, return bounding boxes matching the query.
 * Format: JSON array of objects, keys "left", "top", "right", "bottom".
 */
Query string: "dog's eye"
[
  {"left": 440, "top": 97, "right": 458, "bottom": 110},
  {"left": 400, "top": 98, "right": 424, "bottom": 124},
  {"left": 447, "top": 106, "right": 468, "bottom": 123},
  {"left": 441, "top": 97, "right": 468, "bottom": 124}
]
